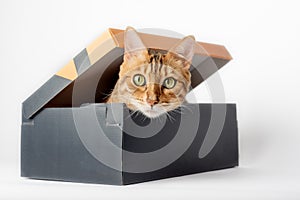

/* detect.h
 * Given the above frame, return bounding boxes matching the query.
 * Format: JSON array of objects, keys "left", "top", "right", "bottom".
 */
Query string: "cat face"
[{"left": 114, "top": 27, "right": 195, "bottom": 118}]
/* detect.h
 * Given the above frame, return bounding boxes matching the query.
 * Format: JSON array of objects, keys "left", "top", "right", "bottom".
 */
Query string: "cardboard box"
[{"left": 21, "top": 28, "right": 238, "bottom": 185}]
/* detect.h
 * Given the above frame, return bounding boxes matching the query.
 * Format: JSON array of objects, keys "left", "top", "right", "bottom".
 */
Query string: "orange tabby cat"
[{"left": 107, "top": 27, "right": 195, "bottom": 118}]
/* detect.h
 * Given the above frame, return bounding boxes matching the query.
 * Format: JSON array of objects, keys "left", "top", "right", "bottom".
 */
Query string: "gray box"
[
  {"left": 21, "top": 103, "right": 238, "bottom": 185},
  {"left": 21, "top": 28, "right": 238, "bottom": 185}
]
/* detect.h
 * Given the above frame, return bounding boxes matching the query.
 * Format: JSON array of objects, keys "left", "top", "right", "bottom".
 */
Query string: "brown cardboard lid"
[{"left": 22, "top": 28, "right": 232, "bottom": 119}]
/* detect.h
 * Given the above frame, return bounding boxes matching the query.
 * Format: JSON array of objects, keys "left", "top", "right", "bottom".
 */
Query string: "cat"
[{"left": 106, "top": 27, "right": 195, "bottom": 118}]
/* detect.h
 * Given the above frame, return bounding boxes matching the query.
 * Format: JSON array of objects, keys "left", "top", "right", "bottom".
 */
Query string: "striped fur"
[{"left": 107, "top": 27, "right": 194, "bottom": 118}]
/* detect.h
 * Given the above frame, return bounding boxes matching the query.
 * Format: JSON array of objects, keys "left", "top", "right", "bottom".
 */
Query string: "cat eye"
[
  {"left": 133, "top": 74, "right": 146, "bottom": 86},
  {"left": 163, "top": 77, "right": 177, "bottom": 89}
]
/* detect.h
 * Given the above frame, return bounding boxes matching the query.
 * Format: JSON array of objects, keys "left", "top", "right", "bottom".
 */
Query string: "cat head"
[{"left": 117, "top": 27, "right": 195, "bottom": 118}]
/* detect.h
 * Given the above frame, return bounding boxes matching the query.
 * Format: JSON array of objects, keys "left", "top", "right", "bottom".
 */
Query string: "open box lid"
[{"left": 22, "top": 28, "right": 232, "bottom": 119}]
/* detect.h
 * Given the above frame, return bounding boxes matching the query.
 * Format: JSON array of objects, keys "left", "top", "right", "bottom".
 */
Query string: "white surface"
[{"left": 1, "top": 0, "right": 300, "bottom": 199}]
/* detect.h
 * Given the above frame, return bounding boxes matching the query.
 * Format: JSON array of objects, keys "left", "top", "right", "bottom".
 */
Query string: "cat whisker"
[
  {"left": 125, "top": 109, "right": 139, "bottom": 120},
  {"left": 134, "top": 110, "right": 141, "bottom": 118},
  {"left": 170, "top": 109, "right": 183, "bottom": 115},
  {"left": 141, "top": 114, "right": 149, "bottom": 122},
  {"left": 100, "top": 90, "right": 113, "bottom": 96},
  {"left": 166, "top": 112, "right": 175, "bottom": 123},
  {"left": 159, "top": 107, "right": 175, "bottom": 123},
  {"left": 100, "top": 89, "right": 115, "bottom": 101},
  {"left": 157, "top": 114, "right": 163, "bottom": 123},
  {"left": 179, "top": 104, "right": 193, "bottom": 114},
  {"left": 170, "top": 111, "right": 180, "bottom": 121}
]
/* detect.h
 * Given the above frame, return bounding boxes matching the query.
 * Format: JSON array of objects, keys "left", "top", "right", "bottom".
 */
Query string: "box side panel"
[
  {"left": 122, "top": 104, "right": 238, "bottom": 184},
  {"left": 21, "top": 105, "right": 123, "bottom": 185}
]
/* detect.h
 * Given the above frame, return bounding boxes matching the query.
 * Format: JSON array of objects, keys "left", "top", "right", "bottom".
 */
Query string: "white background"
[{"left": 1, "top": 0, "right": 300, "bottom": 199}]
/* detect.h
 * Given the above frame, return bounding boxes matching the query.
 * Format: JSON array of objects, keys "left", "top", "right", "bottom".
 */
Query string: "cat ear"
[
  {"left": 123, "top": 26, "right": 148, "bottom": 62},
  {"left": 167, "top": 35, "right": 195, "bottom": 69}
]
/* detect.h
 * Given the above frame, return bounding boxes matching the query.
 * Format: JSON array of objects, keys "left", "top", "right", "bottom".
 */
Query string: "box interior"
[
  {"left": 45, "top": 52, "right": 124, "bottom": 109},
  {"left": 44, "top": 49, "right": 213, "bottom": 109}
]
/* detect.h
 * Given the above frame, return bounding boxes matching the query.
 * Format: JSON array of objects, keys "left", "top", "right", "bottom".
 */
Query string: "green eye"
[
  {"left": 163, "top": 77, "right": 176, "bottom": 89},
  {"left": 133, "top": 74, "right": 146, "bottom": 86}
]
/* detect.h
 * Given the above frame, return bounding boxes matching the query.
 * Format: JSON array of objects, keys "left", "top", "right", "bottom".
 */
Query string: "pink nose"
[{"left": 147, "top": 99, "right": 158, "bottom": 106}]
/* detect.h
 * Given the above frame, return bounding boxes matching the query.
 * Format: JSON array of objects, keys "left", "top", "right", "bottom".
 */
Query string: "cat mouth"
[
  {"left": 142, "top": 107, "right": 165, "bottom": 118},
  {"left": 130, "top": 101, "right": 165, "bottom": 118},
  {"left": 144, "top": 109, "right": 158, "bottom": 114}
]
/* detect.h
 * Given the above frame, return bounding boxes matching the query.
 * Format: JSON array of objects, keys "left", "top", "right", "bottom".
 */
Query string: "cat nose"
[{"left": 146, "top": 99, "right": 158, "bottom": 106}]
